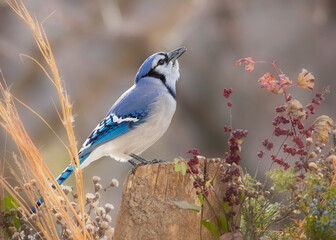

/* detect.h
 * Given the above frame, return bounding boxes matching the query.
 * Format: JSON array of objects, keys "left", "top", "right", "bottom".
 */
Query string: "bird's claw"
[
  {"left": 129, "top": 154, "right": 166, "bottom": 174},
  {"left": 149, "top": 159, "right": 166, "bottom": 164}
]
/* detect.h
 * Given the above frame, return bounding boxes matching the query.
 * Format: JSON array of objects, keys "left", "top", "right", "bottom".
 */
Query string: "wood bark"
[{"left": 114, "top": 158, "right": 240, "bottom": 240}]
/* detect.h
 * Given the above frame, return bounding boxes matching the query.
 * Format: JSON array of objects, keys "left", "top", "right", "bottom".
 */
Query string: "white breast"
[{"left": 80, "top": 94, "right": 176, "bottom": 168}]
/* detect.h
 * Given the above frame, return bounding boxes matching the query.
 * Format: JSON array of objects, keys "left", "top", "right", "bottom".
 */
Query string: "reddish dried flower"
[
  {"left": 186, "top": 149, "right": 200, "bottom": 175},
  {"left": 221, "top": 175, "right": 230, "bottom": 183},
  {"left": 258, "top": 73, "right": 292, "bottom": 94},
  {"left": 223, "top": 88, "right": 233, "bottom": 98},
  {"left": 273, "top": 115, "right": 290, "bottom": 126},
  {"left": 227, "top": 102, "right": 233, "bottom": 107},
  {"left": 226, "top": 153, "right": 241, "bottom": 165},
  {"left": 257, "top": 150, "right": 264, "bottom": 158},
  {"left": 292, "top": 136, "right": 304, "bottom": 149},
  {"left": 312, "top": 98, "right": 321, "bottom": 105},
  {"left": 267, "top": 142, "right": 274, "bottom": 150},
  {"left": 224, "top": 184, "right": 240, "bottom": 206},
  {"left": 296, "top": 149, "right": 307, "bottom": 156},
  {"left": 262, "top": 139, "right": 274, "bottom": 150},
  {"left": 232, "top": 129, "right": 248, "bottom": 139},
  {"left": 271, "top": 155, "right": 290, "bottom": 170},
  {"left": 274, "top": 127, "right": 290, "bottom": 136},
  {"left": 286, "top": 94, "right": 292, "bottom": 101},
  {"left": 236, "top": 57, "right": 255, "bottom": 72},
  {"left": 187, "top": 148, "right": 199, "bottom": 156},
  {"left": 283, "top": 144, "right": 296, "bottom": 156},
  {"left": 300, "top": 125, "right": 314, "bottom": 138},
  {"left": 262, "top": 138, "right": 269, "bottom": 147},
  {"left": 224, "top": 126, "right": 232, "bottom": 132},
  {"left": 258, "top": 72, "right": 276, "bottom": 88},
  {"left": 275, "top": 106, "right": 286, "bottom": 113},
  {"left": 193, "top": 156, "right": 199, "bottom": 164},
  {"left": 225, "top": 129, "right": 247, "bottom": 164},
  {"left": 298, "top": 174, "right": 305, "bottom": 179},
  {"left": 306, "top": 104, "right": 315, "bottom": 114}
]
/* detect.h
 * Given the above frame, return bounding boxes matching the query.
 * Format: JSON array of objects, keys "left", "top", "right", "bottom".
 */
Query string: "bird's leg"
[
  {"left": 147, "top": 159, "right": 166, "bottom": 164},
  {"left": 129, "top": 154, "right": 166, "bottom": 174},
  {"left": 128, "top": 159, "right": 138, "bottom": 167},
  {"left": 130, "top": 153, "right": 166, "bottom": 164},
  {"left": 128, "top": 154, "right": 147, "bottom": 174},
  {"left": 129, "top": 153, "right": 149, "bottom": 164}
]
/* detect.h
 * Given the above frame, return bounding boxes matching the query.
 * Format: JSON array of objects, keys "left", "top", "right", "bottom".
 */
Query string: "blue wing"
[
  {"left": 78, "top": 85, "right": 160, "bottom": 158},
  {"left": 78, "top": 111, "right": 148, "bottom": 158},
  {"left": 54, "top": 110, "right": 148, "bottom": 185}
]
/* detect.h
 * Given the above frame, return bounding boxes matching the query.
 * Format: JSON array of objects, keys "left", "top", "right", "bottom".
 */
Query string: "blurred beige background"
[{"left": 1, "top": 0, "right": 335, "bottom": 225}]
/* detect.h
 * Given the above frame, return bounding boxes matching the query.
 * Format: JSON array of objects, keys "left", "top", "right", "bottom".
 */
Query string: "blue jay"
[{"left": 31, "top": 47, "right": 186, "bottom": 212}]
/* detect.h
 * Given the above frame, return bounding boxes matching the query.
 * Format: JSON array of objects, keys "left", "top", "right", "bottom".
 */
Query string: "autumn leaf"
[
  {"left": 236, "top": 57, "right": 255, "bottom": 72},
  {"left": 278, "top": 74, "right": 292, "bottom": 88},
  {"left": 258, "top": 73, "right": 275, "bottom": 88},
  {"left": 298, "top": 68, "right": 315, "bottom": 91},
  {"left": 313, "top": 115, "right": 334, "bottom": 143},
  {"left": 285, "top": 99, "right": 306, "bottom": 120},
  {"left": 258, "top": 73, "right": 292, "bottom": 94}
]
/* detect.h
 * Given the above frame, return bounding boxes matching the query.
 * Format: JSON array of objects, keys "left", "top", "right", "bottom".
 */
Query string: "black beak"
[{"left": 167, "top": 46, "right": 187, "bottom": 62}]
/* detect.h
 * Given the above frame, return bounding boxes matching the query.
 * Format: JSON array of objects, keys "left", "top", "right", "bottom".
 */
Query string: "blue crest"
[{"left": 135, "top": 52, "right": 164, "bottom": 82}]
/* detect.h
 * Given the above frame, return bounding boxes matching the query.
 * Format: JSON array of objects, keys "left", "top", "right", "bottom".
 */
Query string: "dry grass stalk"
[{"left": 0, "top": 0, "right": 94, "bottom": 239}]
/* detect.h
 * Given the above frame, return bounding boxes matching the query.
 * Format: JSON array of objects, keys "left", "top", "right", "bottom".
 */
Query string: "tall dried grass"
[{"left": 0, "top": 0, "right": 93, "bottom": 239}]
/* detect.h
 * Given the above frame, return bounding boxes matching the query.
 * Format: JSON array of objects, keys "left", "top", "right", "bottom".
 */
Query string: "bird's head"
[{"left": 135, "top": 47, "right": 186, "bottom": 96}]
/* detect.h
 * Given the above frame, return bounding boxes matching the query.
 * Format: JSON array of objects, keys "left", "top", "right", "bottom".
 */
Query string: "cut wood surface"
[{"left": 114, "top": 158, "right": 240, "bottom": 240}]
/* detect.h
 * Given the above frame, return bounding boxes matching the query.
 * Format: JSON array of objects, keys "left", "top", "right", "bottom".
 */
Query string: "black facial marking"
[
  {"left": 142, "top": 69, "right": 176, "bottom": 99},
  {"left": 140, "top": 54, "right": 176, "bottom": 99},
  {"left": 143, "top": 69, "right": 166, "bottom": 84}
]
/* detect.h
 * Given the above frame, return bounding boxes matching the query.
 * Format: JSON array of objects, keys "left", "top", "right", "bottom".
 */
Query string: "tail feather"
[
  {"left": 30, "top": 153, "right": 90, "bottom": 212},
  {"left": 55, "top": 164, "right": 74, "bottom": 185},
  {"left": 30, "top": 197, "right": 44, "bottom": 213}
]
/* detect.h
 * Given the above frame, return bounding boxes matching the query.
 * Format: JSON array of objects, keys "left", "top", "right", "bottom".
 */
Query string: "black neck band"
[{"left": 142, "top": 70, "right": 176, "bottom": 99}]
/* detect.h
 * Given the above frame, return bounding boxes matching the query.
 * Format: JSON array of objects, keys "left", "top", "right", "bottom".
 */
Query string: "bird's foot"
[
  {"left": 129, "top": 154, "right": 166, "bottom": 174},
  {"left": 128, "top": 159, "right": 147, "bottom": 174}
]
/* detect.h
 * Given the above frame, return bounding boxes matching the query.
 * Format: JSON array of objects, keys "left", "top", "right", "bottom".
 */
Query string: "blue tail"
[
  {"left": 30, "top": 197, "right": 44, "bottom": 213},
  {"left": 30, "top": 154, "right": 90, "bottom": 213},
  {"left": 55, "top": 163, "right": 75, "bottom": 186}
]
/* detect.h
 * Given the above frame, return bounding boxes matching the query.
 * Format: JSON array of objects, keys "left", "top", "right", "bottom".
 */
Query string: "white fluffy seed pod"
[
  {"left": 86, "top": 193, "right": 95, "bottom": 203},
  {"left": 92, "top": 176, "right": 101, "bottom": 184},
  {"left": 104, "top": 203, "right": 115, "bottom": 212},
  {"left": 110, "top": 178, "right": 119, "bottom": 187}
]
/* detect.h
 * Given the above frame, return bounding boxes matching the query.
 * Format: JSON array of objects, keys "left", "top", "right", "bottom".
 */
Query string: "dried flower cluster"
[
  {"left": 184, "top": 149, "right": 211, "bottom": 198},
  {"left": 236, "top": 57, "right": 336, "bottom": 239},
  {"left": 1, "top": 176, "right": 118, "bottom": 240}
]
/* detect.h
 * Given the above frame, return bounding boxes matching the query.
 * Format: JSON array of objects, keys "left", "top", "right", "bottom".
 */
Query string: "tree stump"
[{"left": 114, "top": 158, "right": 240, "bottom": 240}]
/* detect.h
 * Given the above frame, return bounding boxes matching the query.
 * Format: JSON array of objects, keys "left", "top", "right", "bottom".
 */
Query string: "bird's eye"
[{"left": 158, "top": 59, "right": 165, "bottom": 65}]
